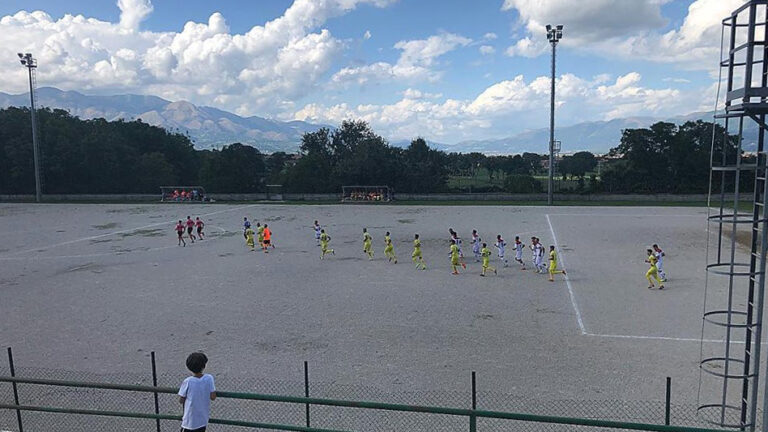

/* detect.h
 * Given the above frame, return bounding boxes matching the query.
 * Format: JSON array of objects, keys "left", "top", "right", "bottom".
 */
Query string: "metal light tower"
[
  {"left": 546, "top": 24, "right": 563, "bottom": 206},
  {"left": 18, "top": 52, "right": 42, "bottom": 203}
]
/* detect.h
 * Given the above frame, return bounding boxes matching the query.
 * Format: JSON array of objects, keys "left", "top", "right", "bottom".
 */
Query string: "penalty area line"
[
  {"left": 546, "top": 213, "right": 587, "bottom": 335},
  {"left": 0, "top": 204, "right": 257, "bottom": 258}
]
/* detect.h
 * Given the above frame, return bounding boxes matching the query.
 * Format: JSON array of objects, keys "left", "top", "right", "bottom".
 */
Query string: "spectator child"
[{"left": 178, "top": 352, "right": 216, "bottom": 432}]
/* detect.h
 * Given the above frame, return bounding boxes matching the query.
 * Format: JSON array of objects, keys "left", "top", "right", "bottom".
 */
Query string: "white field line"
[
  {"left": 0, "top": 204, "right": 257, "bottom": 258},
  {"left": 548, "top": 213, "right": 702, "bottom": 218},
  {"left": 0, "top": 224, "right": 229, "bottom": 261},
  {"left": 545, "top": 213, "right": 587, "bottom": 335},
  {"left": 547, "top": 213, "right": 741, "bottom": 344}
]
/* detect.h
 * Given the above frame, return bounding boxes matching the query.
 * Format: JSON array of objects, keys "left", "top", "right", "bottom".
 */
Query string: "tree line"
[{"left": 0, "top": 107, "right": 742, "bottom": 195}]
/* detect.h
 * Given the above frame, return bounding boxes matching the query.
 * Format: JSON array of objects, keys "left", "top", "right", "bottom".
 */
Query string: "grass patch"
[
  {"left": 92, "top": 222, "right": 119, "bottom": 229},
  {"left": 120, "top": 228, "right": 164, "bottom": 238}
]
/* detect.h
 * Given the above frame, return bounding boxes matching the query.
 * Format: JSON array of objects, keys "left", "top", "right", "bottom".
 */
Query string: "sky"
[{"left": 0, "top": 0, "right": 742, "bottom": 144}]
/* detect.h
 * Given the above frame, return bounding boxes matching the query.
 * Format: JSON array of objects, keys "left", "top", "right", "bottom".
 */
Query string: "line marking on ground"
[
  {"left": 0, "top": 204, "right": 257, "bottom": 258},
  {"left": 548, "top": 213, "right": 702, "bottom": 218},
  {"left": 546, "top": 213, "right": 586, "bottom": 335},
  {"left": 0, "top": 225, "right": 229, "bottom": 261},
  {"left": 583, "top": 332, "right": 741, "bottom": 344}
]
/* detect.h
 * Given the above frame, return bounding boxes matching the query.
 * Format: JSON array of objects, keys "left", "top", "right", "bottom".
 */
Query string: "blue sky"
[{"left": 0, "top": 0, "right": 740, "bottom": 143}]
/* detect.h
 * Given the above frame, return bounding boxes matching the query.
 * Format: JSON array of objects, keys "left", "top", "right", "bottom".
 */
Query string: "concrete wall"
[{"left": 0, "top": 193, "right": 718, "bottom": 203}]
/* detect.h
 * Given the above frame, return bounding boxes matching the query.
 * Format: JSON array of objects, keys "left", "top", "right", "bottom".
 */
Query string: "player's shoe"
[
  {"left": 394, "top": 259, "right": 397, "bottom": 264},
  {"left": 659, "top": 285, "right": 665, "bottom": 290},
  {"left": 480, "top": 273, "right": 486, "bottom": 277},
  {"left": 494, "top": 269, "right": 497, "bottom": 275}
]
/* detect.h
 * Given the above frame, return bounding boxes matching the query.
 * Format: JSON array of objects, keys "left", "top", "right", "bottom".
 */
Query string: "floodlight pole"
[
  {"left": 546, "top": 25, "right": 562, "bottom": 206},
  {"left": 18, "top": 53, "right": 42, "bottom": 203}
]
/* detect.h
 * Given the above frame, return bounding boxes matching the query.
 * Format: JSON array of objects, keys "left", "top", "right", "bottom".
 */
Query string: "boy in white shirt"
[
  {"left": 514, "top": 236, "right": 526, "bottom": 270},
  {"left": 178, "top": 352, "right": 217, "bottom": 432}
]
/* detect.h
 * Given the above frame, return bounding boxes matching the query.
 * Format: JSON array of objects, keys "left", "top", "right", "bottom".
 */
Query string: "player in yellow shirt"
[
  {"left": 384, "top": 231, "right": 397, "bottom": 264},
  {"left": 245, "top": 227, "right": 256, "bottom": 251},
  {"left": 548, "top": 245, "right": 566, "bottom": 282},
  {"left": 412, "top": 234, "right": 427, "bottom": 270},
  {"left": 319, "top": 229, "right": 334, "bottom": 259},
  {"left": 480, "top": 243, "right": 497, "bottom": 276},
  {"left": 362, "top": 228, "right": 374, "bottom": 260},
  {"left": 645, "top": 248, "right": 664, "bottom": 289},
  {"left": 450, "top": 239, "right": 461, "bottom": 275},
  {"left": 256, "top": 222, "right": 265, "bottom": 248}
]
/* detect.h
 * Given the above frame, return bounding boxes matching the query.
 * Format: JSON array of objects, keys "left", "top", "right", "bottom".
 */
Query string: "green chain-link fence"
[{"left": 0, "top": 349, "right": 742, "bottom": 432}]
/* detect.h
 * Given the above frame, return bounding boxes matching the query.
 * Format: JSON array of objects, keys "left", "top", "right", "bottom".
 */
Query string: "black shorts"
[
  {"left": 177, "top": 231, "right": 184, "bottom": 237},
  {"left": 187, "top": 227, "right": 193, "bottom": 234},
  {"left": 197, "top": 227, "right": 203, "bottom": 233},
  {"left": 181, "top": 427, "right": 206, "bottom": 432},
  {"left": 263, "top": 239, "right": 271, "bottom": 245}
]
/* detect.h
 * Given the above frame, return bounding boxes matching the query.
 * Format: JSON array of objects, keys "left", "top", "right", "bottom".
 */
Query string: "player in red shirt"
[
  {"left": 185, "top": 216, "right": 196, "bottom": 243},
  {"left": 195, "top": 217, "right": 205, "bottom": 240},
  {"left": 175, "top": 221, "right": 186, "bottom": 247}
]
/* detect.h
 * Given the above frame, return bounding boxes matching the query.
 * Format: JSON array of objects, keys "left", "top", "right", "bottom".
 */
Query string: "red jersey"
[
  {"left": 175, "top": 223, "right": 184, "bottom": 232},
  {"left": 263, "top": 228, "right": 271, "bottom": 240},
  {"left": 196, "top": 220, "right": 204, "bottom": 227},
  {"left": 186, "top": 219, "right": 194, "bottom": 228}
]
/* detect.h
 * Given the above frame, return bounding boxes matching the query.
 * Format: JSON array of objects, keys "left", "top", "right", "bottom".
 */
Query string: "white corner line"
[{"left": 546, "top": 213, "right": 587, "bottom": 335}]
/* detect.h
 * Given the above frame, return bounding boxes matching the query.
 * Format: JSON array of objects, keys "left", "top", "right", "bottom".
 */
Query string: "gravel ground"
[{"left": 0, "top": 203, "right": 756, "bottom": 430}]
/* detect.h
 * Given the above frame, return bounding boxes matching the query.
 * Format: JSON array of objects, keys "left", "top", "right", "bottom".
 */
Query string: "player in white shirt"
[
  {"left": 471, "top": 230, "right": 482, "bottom": 262},
  {"left": 513, "top": 236, "right": 526, "bottom": 270},
  {"left": 178, "top": 352, "right": 216, "bottom": 432},
  {"left": 532, "top": 237, "right": 546, "bottom": 273},
  {"left": 449, "top": 228, "right": 467, "bottom": 268},
  {"left": 652, "top": 244, "right": 667, "bottom": 282},
  {"left": 495, "top": 234, "right": 509, "bottom": 267},
  {"left": 313, "top": 220, "right": 322, "bottom": 246}
]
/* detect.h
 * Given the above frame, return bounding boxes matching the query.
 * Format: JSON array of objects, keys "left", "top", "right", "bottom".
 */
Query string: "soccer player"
[
  {"left": 513, "top": 236, "right": 526, "bottom": 270},
  {"left": 319, "top": 229, "right": 334, "bottom": 259},
  {"left": 363, "top": 228, "right": 374, "bottom": 260},
  {"left": 262, "top": 224, "right": 272, "bottom": 253},
  {"left": 245, "top": 226, "right": 256, "bottom": 251},
  {"left": 495, "top": 235, "right": 508, "bottom": 267},
  {"left": 256, "top": 222, "right": 265, "bottom": 249},
  {"left": 645, "top": 248, "right": 664, "bottom": 289},
  {"left": 480, "top": 243, "right": 497, "bottom": 276},
  {"left": 314, "top": 221, "right": 322, "bottom": 246},
  {"left": 471, "top": 230, "right": 482, "bottom": 262},
  {"left": 175, "top": 220, "right": 186, "bottom": 247},
  {"left": 653, "top": 244, "right": 667, "bottom": 282},
  {"left": 537, "top": 239, "right": 548, "bottom": 273},
  {"left": 548, "top": 245, "right": 567, "bottom": 282},
  {"left": 412, "top": 234, "right": 427, "bottom": 270},
  {"left": 195, "top": 217, "right": 205, "bottom": 240},
  {"left": 243, "top": 217, "right": 251, "bottom": 241},
  {"left": 186, "top": 216, "right": 196, "bottom": 243},
  {"left": 530, "top": 237, "right": 538, "bottom": 271},
  {"left": 449, "top": 239, "right": 461, "bottom": 275},
  {"left": 449, "top": 229, "right": 466, "bottom": 269},
  {"left": 384, "top": 231, "right": 397, "bottom": 264}
]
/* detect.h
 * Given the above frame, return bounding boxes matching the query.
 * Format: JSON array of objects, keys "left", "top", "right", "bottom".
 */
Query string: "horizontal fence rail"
[{"left": 0, "top": 376, "right": 728, "bottom": 432}]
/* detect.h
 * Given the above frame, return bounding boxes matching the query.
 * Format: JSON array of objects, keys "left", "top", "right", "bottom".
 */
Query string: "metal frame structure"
[
  {"left": 341, "top": 185, "right": 392, "bottom": 202},
  {"left": 699, "top": 2, "right": 768, "bottom": 429}
]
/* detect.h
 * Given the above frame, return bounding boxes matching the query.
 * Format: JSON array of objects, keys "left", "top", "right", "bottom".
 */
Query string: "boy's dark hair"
[{"left": 186, "top": 352, "right": 208, "bottom": 374}]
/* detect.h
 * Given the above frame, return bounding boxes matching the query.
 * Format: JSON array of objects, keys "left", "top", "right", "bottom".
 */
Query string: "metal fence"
[{"left": 0, "top": 348, "right": 736, "bottom": 432}]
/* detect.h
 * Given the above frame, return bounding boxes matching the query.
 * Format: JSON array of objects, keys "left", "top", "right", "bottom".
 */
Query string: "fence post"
[
  {"left": 7, "top": 347, "right": 24, "bottom": 432},
  {"left": 304, "top": 361, "right": 311, "bottom": 428},
  {"left": 470, "top": 371, "right": 477, "bottom": 432},
  {"left": 665, "top": 376, "right": 671, "bottom": 425},
  {"left": 151, "top": 352, "right": 161, "bottom": 432}
]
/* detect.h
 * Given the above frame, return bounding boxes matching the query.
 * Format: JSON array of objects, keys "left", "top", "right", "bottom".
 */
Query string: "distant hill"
[
  {"left": 1, "top": 87, "right": 736, "bottom": 155},
  {"left": 0, "top": 87, "right": 326, "bottom": 153}
]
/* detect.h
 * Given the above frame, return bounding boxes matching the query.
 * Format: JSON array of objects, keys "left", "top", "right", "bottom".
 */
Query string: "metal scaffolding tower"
[{"left": 699, "top": 2, "right": 768, "bottom": 430}]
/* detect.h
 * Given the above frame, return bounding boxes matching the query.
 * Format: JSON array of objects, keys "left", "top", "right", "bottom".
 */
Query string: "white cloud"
[
  {"left": 118, "top": 0, "right": 153, "bottom": 30},
  {"left": 331, "top": 32, "right": 472, "bottom": 85},
  {"left": 296, "top": 71, "right": 698, "bottom": 142},
  {"left": 501, "top": 0, "right": 741, "bottom": 70},
  {"left": 663, "top": 77, "right": 692, "bottom": 84},
  {"left": 483, "top": 32, "right": 498, "bottom": 40},
  {"left": 479, "top": 45, "right": 495, "bottom": 55},
  {"left": 363, "top": 30, "right": 372, "bottom": 39},
  {"left": 0, "top": 0, "right": 396, "bottom": 115}
]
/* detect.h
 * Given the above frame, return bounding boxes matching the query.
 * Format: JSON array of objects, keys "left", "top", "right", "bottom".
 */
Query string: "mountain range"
[{"left": 0, "top": 87, "right": 728, "bottom": 154}]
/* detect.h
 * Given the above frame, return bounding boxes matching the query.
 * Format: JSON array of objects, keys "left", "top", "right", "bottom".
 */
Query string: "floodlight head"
[
  {"left": 556, "top": 25, "right": 563, "bottom": 31},
  {"left": 25, "top": 53, "right": 31, "bottom": 57},
  {"left": 17, "top": 53, "right": 23, "bottom": 59},
  {"left": 20, "top": 59, "right": 26, "bottom": 65},
  {"left": 546, "top": 24, "right": 552, "bottom": 31}
]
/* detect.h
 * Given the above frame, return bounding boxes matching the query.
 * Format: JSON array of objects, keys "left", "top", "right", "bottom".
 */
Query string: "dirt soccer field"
[{"left": 0, "top": 203, "right": 750, "bottom": 430}]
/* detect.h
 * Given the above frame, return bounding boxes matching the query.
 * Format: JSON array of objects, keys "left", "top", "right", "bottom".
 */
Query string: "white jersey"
[
  {"left": 314, "top": 224, "right": 322, "bottom": 239},
  {"left": 495, "top": 239, "right": 506, "bottom": 257},
  {"left": 471, "top": 235, "right": 481, "bottom": 253},
  {"left": 514, "top": 241, "right": 525, "bottom": 259},
  {"left": 654, "top": 250, "right": 664, "bottom": 268}
]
